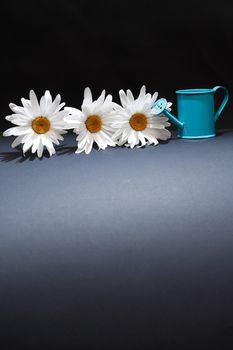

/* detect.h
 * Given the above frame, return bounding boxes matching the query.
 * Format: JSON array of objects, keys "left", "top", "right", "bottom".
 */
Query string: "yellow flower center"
[
  {"left": 129, "top": 113, "right": 147, "bottom": 131},
  {"left": 32, "top": 116, "right": 50, "bottom": 134},
  {"left": 85, "top": 115, "right": 102, "bottom": 133}
]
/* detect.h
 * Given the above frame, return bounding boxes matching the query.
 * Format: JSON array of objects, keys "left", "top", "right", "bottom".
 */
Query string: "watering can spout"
[
  {"left": 153, "top": 98, "right": 184, "bottom": 130},
  {"left": 163, "top": 109, "right": 184, "bottom": 130}
]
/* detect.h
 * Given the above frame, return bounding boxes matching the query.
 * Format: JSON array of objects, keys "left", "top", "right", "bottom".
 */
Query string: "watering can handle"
[{"left": 212, "top": 86, "right": 229, "bottom": 122}]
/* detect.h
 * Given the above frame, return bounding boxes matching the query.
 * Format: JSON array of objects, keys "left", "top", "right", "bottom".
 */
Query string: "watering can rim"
[{"left": 176, "top": 88, "right": 214, "bottom": 94}]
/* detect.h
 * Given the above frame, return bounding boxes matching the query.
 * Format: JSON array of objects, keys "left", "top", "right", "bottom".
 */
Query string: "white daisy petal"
[
  {"left": 94, "top": 133, "right": 107, "bottom": 150},
  {"left": 21, "top": 98, "right": 32, "bottom": 112},
  {"left": 55, "top": 102, "right": 66, "bottom": 113},
  {"left": 31, "top": 136, "right": 41, "bottom": 154},
  {"left": 152, "top": 128, "right": 172, "bottom": 140},
  {"left": 46, "top": 94, "right": 61, "bottom": 115},
  {"left": 85, "top": 137, "right": 94, "bottom": 154},
  {"left": 142, "top": 130, "right": 159, "bottom": 145},
  {"left": 45, "top": 90, "right": 52, "bottom": 105},
  {"left": 78, "top": 133, "right": 90, "bottom": 149},
  {"left": 50, "top": 110, "right": 69, "bottom": 121},
  {"left": 23, "top": 139, "right": 33, "bottom": 154},
  {"left": 119, "top": 90, "right": 128, "bottom": 108},
  {"left": 138, "top": 131, "right": 147, "bottom": 146},
  {"left": 96, "top": 89, "right": 106, "bottom": 105},
  {"left": 100, "top": 131, "right": 115, "bottom": 146},
  {"left": 126, "top": 89, "right": 135, "bottom": 104},
  {"left": 75, "top": 147, "right": 85, "bottom": 154},
  {"left": 9, "top": 103, "right": 30, "bottom": 116},
  {"left": 83, "top": 87, "right": 93, "bottom": 105},
  {"left": 37, "top": 139, "right": 43, "bottom": 158},
  {"left": 29, "top": 90, "right": 40, "bottom": 115},
  {"left": 3, "top": 126, "right": 31, "bottom": 136},
  {"left": 22, "top": 132, "right": 34, "bottom": 144},
  {"left": 128, "top": 130, "right": 136, "bottom": 145},
  {"left": 6, "top": 113, "right": 30, "bottom": 123},
  {"left": 40, "top": 95, "right": 47, "bottom": 115},
  {"left": 65, "top": 107, "right": 81, "bottom": 115},
  {"left": 151, "top": 91, "right": 159, "bottom": 104},
  {"left": 103, "top": 94, "right": 112, "bottom": 107},
  {"left": 42, "top": 136, "right": 55, "bottom": 157},
  {"left": 11, "top": 135, "right": 24, "bottom": 148},
  {"left": 82, "top": 105, "right": 92, "bottom": 117},
  {"left": 137, "top": 85, "right": 146, "bottom": 102}
]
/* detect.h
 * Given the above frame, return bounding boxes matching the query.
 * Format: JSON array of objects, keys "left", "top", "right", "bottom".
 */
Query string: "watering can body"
[{"left": 161, "top": 86, "right": 229, "bottom": 139}]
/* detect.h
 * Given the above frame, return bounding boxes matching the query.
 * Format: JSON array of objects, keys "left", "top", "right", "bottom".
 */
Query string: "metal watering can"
[{"left": 153, "top": 86, "right": 229, "bottom": 138}]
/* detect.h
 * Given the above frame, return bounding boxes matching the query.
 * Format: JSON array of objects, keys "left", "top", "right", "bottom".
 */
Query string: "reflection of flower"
[
  {"left": 3, "top": 90, "right": 68, "bottom": 157},
  {"left": 65, "top": 88, "right": 116, "bottom": 154},
  {"left": 112, "top": 86, "right": 172, "bottom": 148}
]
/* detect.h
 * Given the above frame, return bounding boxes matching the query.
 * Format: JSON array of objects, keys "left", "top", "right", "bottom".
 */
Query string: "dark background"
[
  {"left": 1, "top": 1, "right": 233, "bottom": 350},
  {"left": 0, "top": 0, "right": 232, "bottom": 131}
]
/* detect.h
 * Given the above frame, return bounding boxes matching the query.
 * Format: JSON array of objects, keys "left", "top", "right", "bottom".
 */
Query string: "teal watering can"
[{"left": 153, "top": 86, "right": 229, "bottom": 138}]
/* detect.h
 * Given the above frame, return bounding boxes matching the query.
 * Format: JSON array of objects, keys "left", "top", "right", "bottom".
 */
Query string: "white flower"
[
  {"left": 112, "top": 86, "right": 172, "bottom": 148},
  {"left": 65, "top": 87, "right": 116, "bottom": 154},
  {"left": 3, "top": 90, "right": 69, "bottom": 157}
]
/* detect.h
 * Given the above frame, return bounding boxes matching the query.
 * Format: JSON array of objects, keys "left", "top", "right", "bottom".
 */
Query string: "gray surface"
[{"left": 1, "top": 131, "right": 233, "bottom": 349}]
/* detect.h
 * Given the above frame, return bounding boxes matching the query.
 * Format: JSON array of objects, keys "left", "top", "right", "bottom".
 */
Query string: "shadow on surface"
[
  {"left": 0, "top": 147, "right": 50, "bottom": 163},
  {"left": 56, "top": 143, "right": 105, "bottom": 155},
  {"left": 0, "top": 144, "right": 100, "bottom": 162},
  {"left": 56, "top": 144, "right": 77, "bottom": 155},
  {"left": 0, "top": 130, "right": 231, "bottom": 162},
  {"left": 0, "top": 144, "right": 79, "bottom": 162}
]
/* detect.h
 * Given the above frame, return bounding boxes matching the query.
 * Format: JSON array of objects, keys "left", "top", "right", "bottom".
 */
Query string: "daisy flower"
[
  {"left": 65, "top": 87, "right": 116, "bottom": 154},
  {"left": 3, "top": 90, "right": 69, "bottom": 157},
  {"left": 112, "top": 86, "right": 172, "bottom": 148}
]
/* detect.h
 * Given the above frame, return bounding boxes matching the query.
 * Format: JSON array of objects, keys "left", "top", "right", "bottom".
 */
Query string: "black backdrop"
[{"left": 0, "top": 0, "right": 232, "bottom": 131}]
